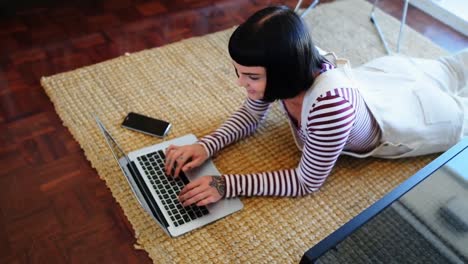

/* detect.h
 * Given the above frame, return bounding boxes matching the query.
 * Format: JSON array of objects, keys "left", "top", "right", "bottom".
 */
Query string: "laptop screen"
[
  {"left": 95, "top": 117, "right": 170, "bottom": 229},
  {"left": 304, "top": 139, "right": 468, "bottom": 263},
  {"left": 97, "top": 119, "right": 129, "bottom": 165},
  {"left": 95, "top": 117, "right": 151, "bottom": 208}
]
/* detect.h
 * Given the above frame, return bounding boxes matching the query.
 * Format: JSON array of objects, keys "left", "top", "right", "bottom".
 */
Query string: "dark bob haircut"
[{"left": 228, "top": 5, "right": 325, "bottom": 102}]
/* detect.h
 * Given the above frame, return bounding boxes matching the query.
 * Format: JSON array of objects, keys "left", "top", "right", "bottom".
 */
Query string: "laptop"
[
  {"left": 94, "top": 116, "right": 243, "bottom": 237},
  {"left": 300, "top": 137, "right": 468, "bottom": 263}
]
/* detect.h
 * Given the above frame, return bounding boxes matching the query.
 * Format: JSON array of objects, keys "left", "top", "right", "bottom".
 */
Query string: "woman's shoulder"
[
  {"left": 318, "top": 62, "right": 335, "bottom": 74},
  {"left": 306, "top": 87, "right": 360, "bottom": 116}
]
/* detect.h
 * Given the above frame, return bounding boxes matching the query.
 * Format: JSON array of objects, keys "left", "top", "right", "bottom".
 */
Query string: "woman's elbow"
[{"left": 296, "top": 183, "right": 322, "bottom": 196}]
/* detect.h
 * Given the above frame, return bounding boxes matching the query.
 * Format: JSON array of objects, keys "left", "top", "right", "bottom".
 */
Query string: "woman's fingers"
[
  {"left": 179, "top": 180, "right": 207, "bottom": 204},
  {"left": 165, "top": 151, "right": 180, "bottom": 176},
  {"left": 164, "top": 145, "right": 178, "bottom": 174},
  {"left": 165, "top": 147, "right": 187, "bottom": 176},
  {"left": 164, "top": 144, "right": 207, "bottom": 177},
  {"left": 180, "top": 187, "right": 211, "bottom": 207},
  {"left": 178, "top": 176, "right": 223, "bottom": 207},
  {"left": 196, "top": 197, "right": 216, "bottom": 206},
  {"left": 173, "top": 155, "right": 190, "bottom": 178},
  {"left": 179, "top": 179, "right": 200, "bottom": 196},
  {"left": 181, "top": 158, "right": 203, "bottom": 173}
]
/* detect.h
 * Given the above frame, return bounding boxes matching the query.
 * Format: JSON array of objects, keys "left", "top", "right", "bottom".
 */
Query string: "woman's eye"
[{"left": 249, "top": 76, "right": 260, "bottom": 81}]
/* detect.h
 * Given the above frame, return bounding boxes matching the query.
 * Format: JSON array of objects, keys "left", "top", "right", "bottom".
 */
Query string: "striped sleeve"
[
  {"left": 299, "top": 88, "right": 356, "bottom": 192},
  {"left": 223, "top": 88, "right": 357, "bottom": 197},
  {"left": 198, "top": 98, "right": 271, "bottom": 157}
]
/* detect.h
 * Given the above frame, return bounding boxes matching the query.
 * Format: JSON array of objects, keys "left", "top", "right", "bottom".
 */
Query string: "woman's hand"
[
  {"left": 178, "top": 176, "right": 226, "bottom": 207},
  {"left": 164, "top": 143, "right": 208, "bottom": 178}
]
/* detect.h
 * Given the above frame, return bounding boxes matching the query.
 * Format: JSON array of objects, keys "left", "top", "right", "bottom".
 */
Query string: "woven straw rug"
[{"left": 41, "top": 0, "right": 446, "bottom": 263}]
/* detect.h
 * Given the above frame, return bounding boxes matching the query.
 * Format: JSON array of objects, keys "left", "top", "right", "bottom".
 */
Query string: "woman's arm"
[
  {"left": 198, "top": 98, "right": 271, "bottom": 157},
  {"left": 178, "top": 88, "right": 362, "bottom": 205},
  {"left": 165, "top": 98, "right": 271, "bottom": 177},
  {"left": 223, "top": 88, "right": 357, "bottom": 197}
]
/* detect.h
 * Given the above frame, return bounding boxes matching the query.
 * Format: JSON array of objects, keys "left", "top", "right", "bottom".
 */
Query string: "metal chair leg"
[
  {"left": 370, "top": 0, "right": 409, "bottom": 55},
  {"left": 295, "top": 0, "right": 319, "bottom": 18},
  {"left": 300, "top": 0, "right": 319, "bottom": 18},
  {"left": 370, "top": 0, "right": 391, "bottom": 54},
  {"left": 294, "top": 0, "right": 304, "bottom": 12},
  {"left": 397, "top": 0, "right": 409, "bottom": 53}
]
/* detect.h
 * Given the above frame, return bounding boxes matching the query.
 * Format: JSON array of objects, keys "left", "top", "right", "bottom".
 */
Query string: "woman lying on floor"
[{"left": 164, "top": 5, "right": 468, "bottom": 207}]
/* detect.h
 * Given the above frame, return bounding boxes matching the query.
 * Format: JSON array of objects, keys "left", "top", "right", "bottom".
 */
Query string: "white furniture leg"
[
  {"left": 370, "top": 0, "right": 410, "bottom": 54},
  {"left": 295, "top": 0, "right": 320, "bottom": 18}
]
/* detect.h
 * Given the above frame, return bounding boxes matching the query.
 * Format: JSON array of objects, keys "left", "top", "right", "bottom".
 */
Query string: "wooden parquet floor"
[{"left": 0, "top": 0, "right": 467, "bottom": 263}]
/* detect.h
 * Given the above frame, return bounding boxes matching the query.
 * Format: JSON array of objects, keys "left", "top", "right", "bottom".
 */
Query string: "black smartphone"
[{"left": 121, "top": 112, "right": 171, "bottom": 138}]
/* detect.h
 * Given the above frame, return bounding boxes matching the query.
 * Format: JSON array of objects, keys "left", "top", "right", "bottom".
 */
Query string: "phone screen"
[{"left": 122, "top": 112, "right": 171, "bottom": 138}]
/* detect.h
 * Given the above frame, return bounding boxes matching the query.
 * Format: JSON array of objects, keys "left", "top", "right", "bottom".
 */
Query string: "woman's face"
[{"left": 233, "top": 61, "right": 267, "bottom": 100}]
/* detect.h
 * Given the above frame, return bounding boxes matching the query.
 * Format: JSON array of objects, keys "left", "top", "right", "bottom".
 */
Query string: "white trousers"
[
  {"left": 410, "top": 49, "right": 468, "bottom": 136},
  {"left": 440, "top": 49, "right": 468, "bottom": 136}
]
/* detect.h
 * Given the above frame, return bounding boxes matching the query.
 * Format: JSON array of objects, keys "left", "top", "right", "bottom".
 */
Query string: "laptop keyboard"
[{"left": 137, "top": 150, "right": 209, "bottom": 227}]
